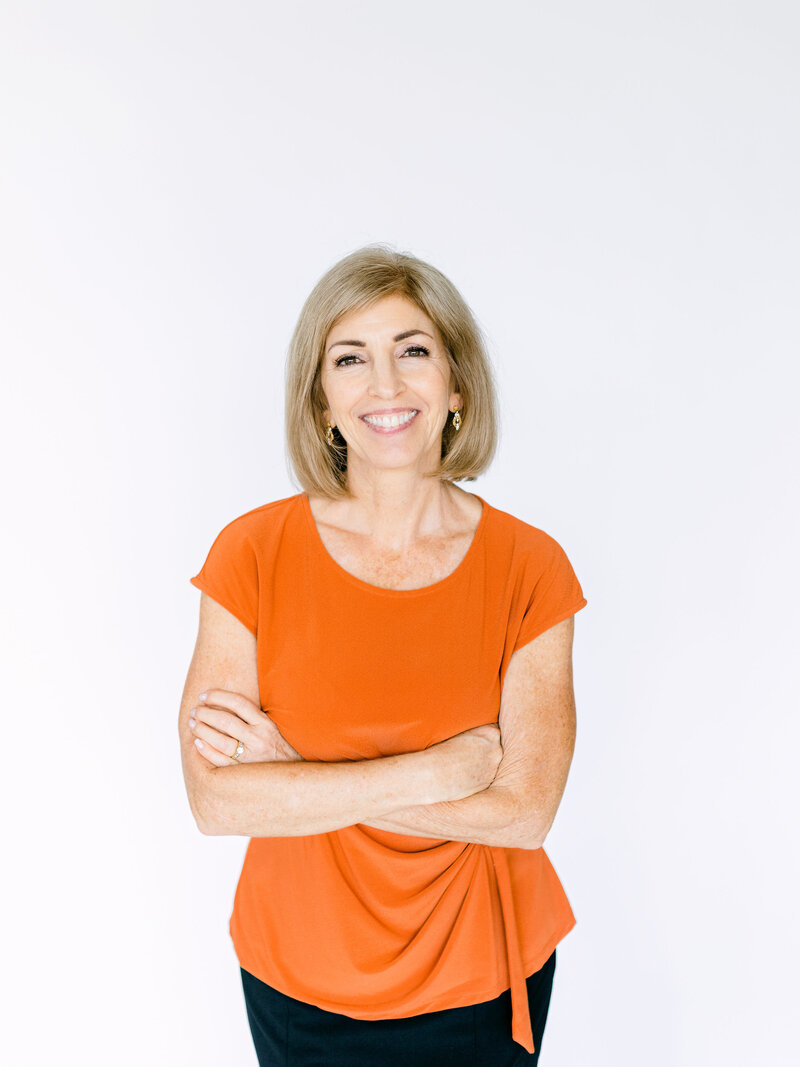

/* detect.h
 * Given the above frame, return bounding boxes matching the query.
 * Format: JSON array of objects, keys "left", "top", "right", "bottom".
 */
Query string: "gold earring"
[
  {"left": 452, "top": 408, "right": 461, "bottom": 431},
  {"left": 325, "top": 423, "right": 335, "bottom": 445}
]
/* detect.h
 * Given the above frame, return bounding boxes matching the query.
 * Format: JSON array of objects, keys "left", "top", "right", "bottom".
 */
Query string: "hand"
[
  {"left": 189, "top": 689, "right": 305, "bottom": 768},
  {"left": 429, "top": 723, "right": 503, "bottom": 802}
]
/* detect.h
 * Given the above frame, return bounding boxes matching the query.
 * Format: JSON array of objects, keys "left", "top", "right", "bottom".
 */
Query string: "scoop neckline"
[{"left": 299, "top": 490, "right": 490, "bottom": 597}]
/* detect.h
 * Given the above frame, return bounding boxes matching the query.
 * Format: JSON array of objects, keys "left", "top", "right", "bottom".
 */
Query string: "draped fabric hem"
[{"left": 229, "top": 911, "right": 576, "bottom": 1026}]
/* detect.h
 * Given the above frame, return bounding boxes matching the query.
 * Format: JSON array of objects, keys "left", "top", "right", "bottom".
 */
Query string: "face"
[{"left": 319, "top": 293, "right": 462, "bottom": 478}]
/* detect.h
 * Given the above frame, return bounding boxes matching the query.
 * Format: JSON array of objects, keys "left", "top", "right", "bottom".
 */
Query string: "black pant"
[{"left": 240, "top": 950, "right": 556, "bottom": 1066}]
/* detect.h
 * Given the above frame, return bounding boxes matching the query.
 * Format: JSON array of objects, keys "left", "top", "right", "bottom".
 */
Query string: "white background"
[{"left": 2, "top": 2, "right": 798, "bottom": 1064}]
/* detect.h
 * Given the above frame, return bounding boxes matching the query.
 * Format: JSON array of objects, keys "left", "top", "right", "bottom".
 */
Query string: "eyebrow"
[{"left": 327, "top": 329, "right": 433, "bottom": 355}]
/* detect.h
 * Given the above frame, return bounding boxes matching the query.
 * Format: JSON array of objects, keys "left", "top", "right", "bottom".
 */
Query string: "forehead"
[{"left": 327, "top": 293, "right": 436, "bottom": 339}]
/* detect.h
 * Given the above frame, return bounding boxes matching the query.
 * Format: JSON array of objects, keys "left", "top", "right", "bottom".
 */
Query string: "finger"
[
  {"left": 191, "top": 719, "right": 243, "bottom": 761},
  {"left": 194, "top": 704, "right": 253, "bottom": 741},
  {"left": 192, "top": 737, "right": 233, "bottom": 767},
  {"left": 198, "top": 689, "right": 264, "bottom": 726},
  {"left": 193, "top": 738, "right": 222, "bottom": 765}
]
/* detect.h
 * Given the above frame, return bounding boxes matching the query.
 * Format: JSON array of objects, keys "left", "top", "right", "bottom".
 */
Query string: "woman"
[{"left": 179, "top": 244, "right": 587, "bottom": 1065}]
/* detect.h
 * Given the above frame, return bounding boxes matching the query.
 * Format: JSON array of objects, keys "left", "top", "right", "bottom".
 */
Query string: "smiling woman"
[
  {"left": 314, "top": 291, "right": 465, "bottom": 508},
  {"left": 180, "top": 243, "right": 588, "bottom": 1066}
]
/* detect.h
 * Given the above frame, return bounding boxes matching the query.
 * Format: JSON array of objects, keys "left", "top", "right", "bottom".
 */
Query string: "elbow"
[
  {"left": 190, "top": 796, "right": 217, "bottom": 836},
  {"left": 190, "top": 780, "right": 228, "bottom": 836},
  {"left": 196, "top": 795, "right": 233, "bottom": 836},
  {"left": 524, "top": 815, "right": 555, "bottom": 851},
  {"left": 523, "top": 829, "right": 546, "bottom": 850},
  {"left": 505, "top": 810, "right": 550, "bottom": 851},
  {"left": 196, "top": 811, "right": 220, "bottom": 836},
  {"left": 492, "top": 788, "right": 547, "bottom": 849},
  {"left": 196, "top": 810, "right": 231, "bottom": 836},
  {"left": 507, "top": 822, "right": 545, "bottom": 850}
]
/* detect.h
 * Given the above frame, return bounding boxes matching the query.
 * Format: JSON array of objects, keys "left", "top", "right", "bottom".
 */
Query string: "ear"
[{"left": 450, "top": 390, "right": 463, "bottom": 411}]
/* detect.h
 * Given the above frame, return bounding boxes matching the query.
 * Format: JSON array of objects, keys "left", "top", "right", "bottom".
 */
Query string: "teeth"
[{"left": 363, "top": 410, "right": 418, "bottom": 428}]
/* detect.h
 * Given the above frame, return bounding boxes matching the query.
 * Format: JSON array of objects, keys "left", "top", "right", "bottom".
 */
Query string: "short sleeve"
[
  {"left": 189, "top": 517, "right": 259, "bottom": 636},
  {"left": 512, "top": 538, "right": 587, "bottom": 653}
]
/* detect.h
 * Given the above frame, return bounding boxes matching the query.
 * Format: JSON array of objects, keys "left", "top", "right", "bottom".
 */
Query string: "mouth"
[{"left": 360, "top": 409, "right": 420, "bottom": 434}]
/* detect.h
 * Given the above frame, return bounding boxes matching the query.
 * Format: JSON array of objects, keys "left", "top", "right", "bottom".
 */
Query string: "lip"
[
  {"left": 360, "top": 409, "right": 420, "bottom": 434},
  {"left": 360, "top": 407, "right": 419, "bottom": 417}
]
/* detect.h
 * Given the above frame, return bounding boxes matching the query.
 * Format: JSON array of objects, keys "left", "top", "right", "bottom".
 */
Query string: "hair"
[{"left": 284, "top": 243, "right": 501, "bottom": 500}]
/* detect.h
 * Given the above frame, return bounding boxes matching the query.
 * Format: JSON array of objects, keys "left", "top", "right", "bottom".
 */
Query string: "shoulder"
[
  {"left": 208, "top": 493, "right": 302, "bottom": 542},
  {"left": 489, "top": 503, "right": 588, "bottom": 652},
  {"left": 485, "top": 501, "right": 568, "bottom": 562},
  {"left": 194, "top": 495, "right": 304, "bottom": 576}
]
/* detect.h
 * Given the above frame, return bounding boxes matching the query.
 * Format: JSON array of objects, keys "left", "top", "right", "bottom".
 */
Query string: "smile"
[{"left": 361, "top": 410, "right": 420, "bottom": 432}]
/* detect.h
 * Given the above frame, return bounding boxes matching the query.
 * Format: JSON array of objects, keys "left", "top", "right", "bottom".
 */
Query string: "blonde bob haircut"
[{"left": 285, "top": 243, "right": 501, "bottom": 500}]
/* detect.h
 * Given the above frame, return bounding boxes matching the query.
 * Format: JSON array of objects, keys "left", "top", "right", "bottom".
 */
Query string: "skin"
[
  {"left": 179, "top": 294, "right": 578, "bottom": 847},
  {"left": 178, "top": 595, "right": 503, "bottom": 838},
  {"left": 314, "top": 291, "right": 466, "bottom": 553}
]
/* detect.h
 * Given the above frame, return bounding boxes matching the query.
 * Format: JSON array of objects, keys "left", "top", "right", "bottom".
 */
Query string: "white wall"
[{"left": 2, "top": 2, "right": 797, "bottom": 1064}]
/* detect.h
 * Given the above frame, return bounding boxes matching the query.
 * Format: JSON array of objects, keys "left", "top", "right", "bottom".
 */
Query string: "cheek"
[
  {"left": 322, "top": 378, "right": 357, "bottom": 406},
  {"left": 416, "top": 363, "right": 452, "bottom": 388}
]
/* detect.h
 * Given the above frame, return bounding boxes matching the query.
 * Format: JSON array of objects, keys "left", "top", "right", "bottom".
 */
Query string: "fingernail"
[
  {"left": 198, "top": 691, "right": 208, "bottom": 701},
  {"left": 189, "top": 717, "right": 196, "bottom": 729},
  {"left": 194, "top": 739, "right": 204, "bottom": 749}
]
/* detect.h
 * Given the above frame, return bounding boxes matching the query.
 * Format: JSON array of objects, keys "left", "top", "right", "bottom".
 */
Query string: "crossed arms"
[{"left": 179, "top": 593, "right": 578, "bottom": 850}]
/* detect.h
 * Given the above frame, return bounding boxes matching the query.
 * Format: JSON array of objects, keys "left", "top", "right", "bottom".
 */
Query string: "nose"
[{"left": 368, "top": 353, "right": 405, "bottom": 398}]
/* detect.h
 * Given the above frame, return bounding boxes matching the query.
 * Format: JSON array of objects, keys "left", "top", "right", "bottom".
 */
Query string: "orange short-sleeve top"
[{"left": 189, "top": 491, "right": 588, "bottom": 1054}]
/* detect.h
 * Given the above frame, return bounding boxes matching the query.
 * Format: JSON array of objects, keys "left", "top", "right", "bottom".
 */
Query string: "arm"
[
  {"left": 358, "top": 787, "right": 523, "bottom": 848},
  {"left": 201, "top": 749, "right": 455, "bottom": 837},
  {"left": 360, "top": 615, "right": 579, "bottom": 849},
  {"left": 179, "top": 593, "right": 498, "bottom": 836}
]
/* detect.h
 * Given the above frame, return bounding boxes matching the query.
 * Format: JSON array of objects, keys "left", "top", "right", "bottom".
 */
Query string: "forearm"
[
  {"left": 361, "top": 781, "right": 542, "bottom": 849},
  {"left": 197, "top": 748, "right": 449, "bottom": 837}
]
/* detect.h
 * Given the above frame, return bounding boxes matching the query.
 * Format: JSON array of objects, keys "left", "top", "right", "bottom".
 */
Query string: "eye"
[{"left": 333, "top": 344, "right": 430, "bottom": 368}]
